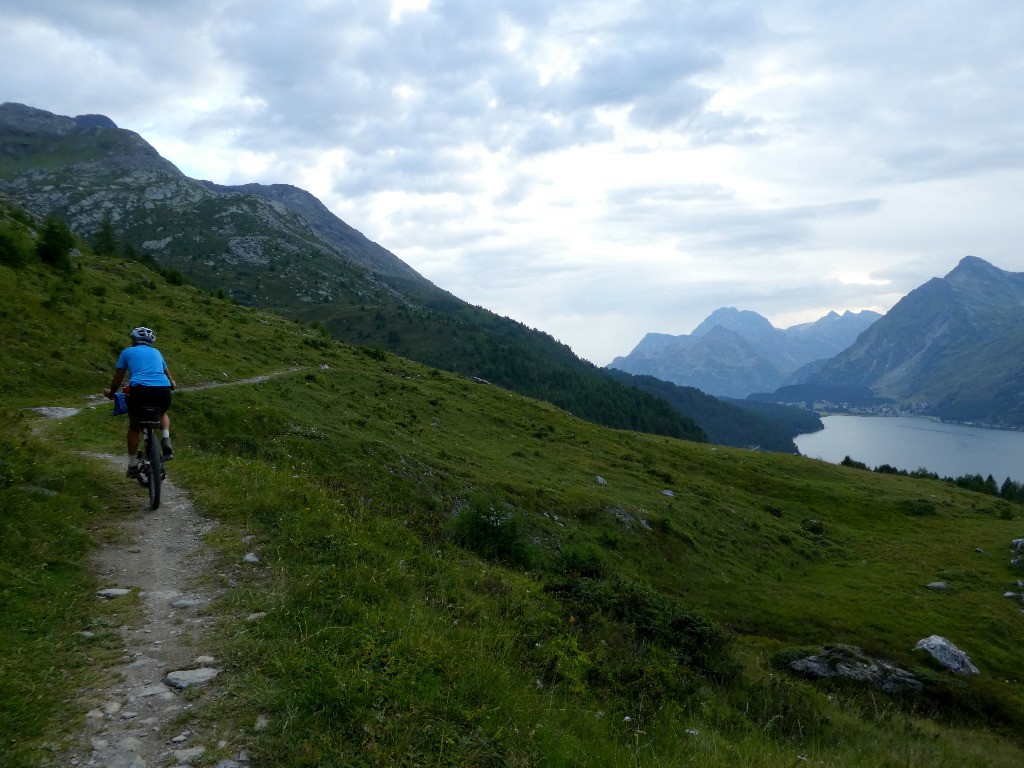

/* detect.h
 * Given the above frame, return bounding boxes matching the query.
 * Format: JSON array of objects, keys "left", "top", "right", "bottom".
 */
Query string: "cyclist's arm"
[
  {"left": 164, "top": 365, "right": 176, "bottom": 391},
  {"left": 104, "top": 367, "right": 127, "bottom": 399}
]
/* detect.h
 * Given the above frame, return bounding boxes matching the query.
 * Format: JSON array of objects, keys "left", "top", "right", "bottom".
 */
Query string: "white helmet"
[{"left": 130, "top": 326, "right": 156, "bottom": 345}]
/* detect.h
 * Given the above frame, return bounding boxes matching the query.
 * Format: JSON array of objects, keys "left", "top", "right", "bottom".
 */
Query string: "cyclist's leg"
[
  {"left": 124, "top": 390, "right": 142, "bottom": 476},
  {"left": 158, "top": 389, "right": 174, "bottom": 459},
  {"left": 127, "top": 423, "right": 141, "bottom": 456},
  {"left": 125, "top": 422, "right": 141, "bottom": 477}
]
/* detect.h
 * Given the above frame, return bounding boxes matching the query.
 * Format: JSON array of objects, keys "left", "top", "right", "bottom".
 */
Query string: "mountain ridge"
[
  {"left": 608, "top": 307, "right": 880, "bottom": 398},
  {"left": 0, "top": 101, "right": 817, "bottom": 450},
  {"left": 798, "top": 256, "right": 1024, "bottom": 425}
]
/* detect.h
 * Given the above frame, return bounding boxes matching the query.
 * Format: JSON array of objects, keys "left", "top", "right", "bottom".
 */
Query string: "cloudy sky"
[{"left": 4, "top": 1, "right": 1024, "bottom": 364}]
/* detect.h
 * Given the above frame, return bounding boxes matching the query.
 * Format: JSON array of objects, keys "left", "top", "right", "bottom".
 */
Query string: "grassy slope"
[{"left": 4, "top": 234, "right": 1024, "bottom": 765}]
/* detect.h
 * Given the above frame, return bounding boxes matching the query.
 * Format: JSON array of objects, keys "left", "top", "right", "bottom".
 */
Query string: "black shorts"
[{"left": 126, "top": 385, "right": 172, "bottom": 427}]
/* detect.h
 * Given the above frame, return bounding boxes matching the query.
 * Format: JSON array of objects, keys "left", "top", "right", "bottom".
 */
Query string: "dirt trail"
[
  {"left": 61, "top": 453, "right": 235, "bottom": 768},
  {"left": 32, "top": 371, "right": 296, "bottom": 766},
  {"left": 29, "top": 367, "right": 305, "bottom": 422}
]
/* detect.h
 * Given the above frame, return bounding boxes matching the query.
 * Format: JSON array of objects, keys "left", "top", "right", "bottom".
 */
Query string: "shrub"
[
  {"left": 900, "top": 498, "right": 937, "bottom": 516},
  {"left": 35, "top": 216, "right": 76, "bottom": 270},
  {"left": 0, "top": 229, "right": 30, "bottom": 267},
  {"left": 163, "top": 268, "right": 186, "bottom": 286},
  {"left": 558, "top": 543, "right": 606, "bottom": 577},
  {"left": 840, "top": 455, "right": 869, "bottom": 470},
  {"left": 452, "top": 501, "right": 533, "bottom": 568},
  {"left": 544, "top": 576, "right": 736, "bottom": 680},
  {"left": 801, "top": 518, "right": 825, "bottom": 535}
]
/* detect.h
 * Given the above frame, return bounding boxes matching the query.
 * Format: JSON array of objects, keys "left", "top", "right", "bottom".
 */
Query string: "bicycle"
[{"left": 133, "top": 404, "right": 166, "bottom": 510}]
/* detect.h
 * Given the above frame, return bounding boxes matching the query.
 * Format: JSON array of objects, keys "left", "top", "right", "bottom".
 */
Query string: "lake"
[{"left": 794, "top": 414, "right": 1024, "bottom": 484}]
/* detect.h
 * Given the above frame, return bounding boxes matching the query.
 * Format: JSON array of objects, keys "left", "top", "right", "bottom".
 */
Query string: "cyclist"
[{"left": 103, "top": 326, "right": 176, "bottom": 478}]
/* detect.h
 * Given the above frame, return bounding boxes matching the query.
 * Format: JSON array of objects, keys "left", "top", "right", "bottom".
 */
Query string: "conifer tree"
[
  {"left": 93, "top": 211, "right": 118, "bottom": 255},
  {"left": 35, "top": 216, "right": 75, "bottom": 270}
]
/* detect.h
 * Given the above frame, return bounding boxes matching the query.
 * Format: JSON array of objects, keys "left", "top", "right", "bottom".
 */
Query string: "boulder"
[
  {"left": 914, "top": 635, "right": 979, "bottom": 676},
  {"left": 787, "top": 645, "right": 923, "bottom": 693}
]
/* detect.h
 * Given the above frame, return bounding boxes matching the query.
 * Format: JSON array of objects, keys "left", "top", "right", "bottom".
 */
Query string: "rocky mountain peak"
[
  {"left": 609, "top": 307, "right": 879, "bottom": 398},
  {"left": 73, "top": 113, "right": 118, "bottom": 129},
  {"left": 692, "top": 307, "right": 775, "bottom": 338},
  {"left": 800, "top": 256, "right": 1024, "bottom": 425},
  {"left": 0, "top": 102, "right": 78, "bottom": 136}
]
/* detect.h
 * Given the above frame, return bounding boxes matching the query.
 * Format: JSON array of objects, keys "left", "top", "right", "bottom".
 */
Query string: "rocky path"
[
  {"left": 63, "top": 453, "right": 246, "bottom": 768},
  {"left": 30, "top": 372, "right": 298, "bottom": 767}
]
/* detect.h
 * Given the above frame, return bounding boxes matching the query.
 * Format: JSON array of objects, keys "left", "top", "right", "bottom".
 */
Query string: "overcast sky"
[{"left": 4, "top": 1, "right": 1024, "bottom": 364}]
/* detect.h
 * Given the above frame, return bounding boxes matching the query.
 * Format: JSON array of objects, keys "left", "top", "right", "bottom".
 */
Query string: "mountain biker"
[{"left": 103, "top": 326, "right": 176, "bottom": 478}]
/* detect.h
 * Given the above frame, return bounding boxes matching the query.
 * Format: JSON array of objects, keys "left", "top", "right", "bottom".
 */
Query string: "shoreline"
[{"left": 795, "top": 414, "right": 1024, "bottom": 484}]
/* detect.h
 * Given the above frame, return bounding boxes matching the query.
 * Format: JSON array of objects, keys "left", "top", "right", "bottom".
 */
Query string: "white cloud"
[{"left": 4, "top": 0, "right": 1024, "bottom": 365}]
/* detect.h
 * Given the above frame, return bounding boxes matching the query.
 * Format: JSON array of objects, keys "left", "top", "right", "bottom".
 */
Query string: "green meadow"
[{"left": 3, "top": 207, "right": 1024, "bottom": 766}]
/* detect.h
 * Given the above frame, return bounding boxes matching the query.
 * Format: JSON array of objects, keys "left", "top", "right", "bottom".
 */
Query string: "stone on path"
[
  {"left": 98, "top": 588, "right": 132, "bottom": 598},
  {"left": 164, "top": 667, "right": 219, "bottom": 689},
  {"left": 172, "top": 597, "right": 204, "bottom": 609},
  {"left": 29, "top": 406, "right": 81, "bottom": 419},
  {"left": 138, "top": 683, "right": 172, "bottom": 698},
  {"left": 174, "top": 745, "right": 206, "bottom": 762}
]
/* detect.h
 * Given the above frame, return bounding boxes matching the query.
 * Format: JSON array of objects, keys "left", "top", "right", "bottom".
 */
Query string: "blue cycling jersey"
[{"left": 116, "top": 345, "right": 171, "bottom": 387}]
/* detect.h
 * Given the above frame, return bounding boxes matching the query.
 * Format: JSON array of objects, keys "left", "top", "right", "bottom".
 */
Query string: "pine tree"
[
  {"left": 93, "top": 211, "right": 118, "bottom": 255},
  {"left": 35, "top": 216, "right": 75, "bottom": 270}
]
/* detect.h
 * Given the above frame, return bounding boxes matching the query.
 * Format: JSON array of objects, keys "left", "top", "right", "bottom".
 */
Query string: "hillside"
[
  {"left": 4, "top": 203, "right": 1024, "bottom": 766},
  {"left": 609, "top": 308, "right": 880, "bottom": 398},
  {"left": 1, "top": 101, "right": 739, "bottom": 446},
  {"left": 0, "top": 102, "right": 823, "bottom": 451},
  {"left": 801, "top": 257, "right": 1024, "bottom": 426},
  {"left": 605, "top": 369, "right": 823, "bottom": 453}
]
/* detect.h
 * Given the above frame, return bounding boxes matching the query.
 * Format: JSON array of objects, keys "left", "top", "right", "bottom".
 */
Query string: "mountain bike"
[{"left": 134, "top": 404, "right": 165, "bottom": 510}]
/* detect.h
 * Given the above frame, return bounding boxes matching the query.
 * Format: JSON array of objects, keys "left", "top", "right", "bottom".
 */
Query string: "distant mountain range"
[
  {"left": 612, "top": 256, "right": 1024, "bottom": 428},
  {"left": 608, "top": 307, "right": 881, "bottom": 398},
  {"left": 0, "top": 102, "right": 819, "bottom": 451},
  {"left": 793, "top": 256, "right": 1024, "bottom": 427}
]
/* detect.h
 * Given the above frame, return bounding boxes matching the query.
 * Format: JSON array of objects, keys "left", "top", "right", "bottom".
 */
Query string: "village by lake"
[{"left": 794, "top": 414, "right": 1024, "bottom": 484}]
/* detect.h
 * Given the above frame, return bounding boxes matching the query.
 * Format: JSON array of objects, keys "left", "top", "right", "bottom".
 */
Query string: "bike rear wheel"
[{"left": 146, "top": 428, "right": 162, "bottom": 510}]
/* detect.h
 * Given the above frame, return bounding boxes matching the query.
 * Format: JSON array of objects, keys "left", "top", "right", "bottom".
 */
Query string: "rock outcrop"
[
  {"left": 914, "top": 635, "right": 979, "bottom": 676},
  {"left": 787, "top": 645, "right": 923, "bottom": 693}
]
